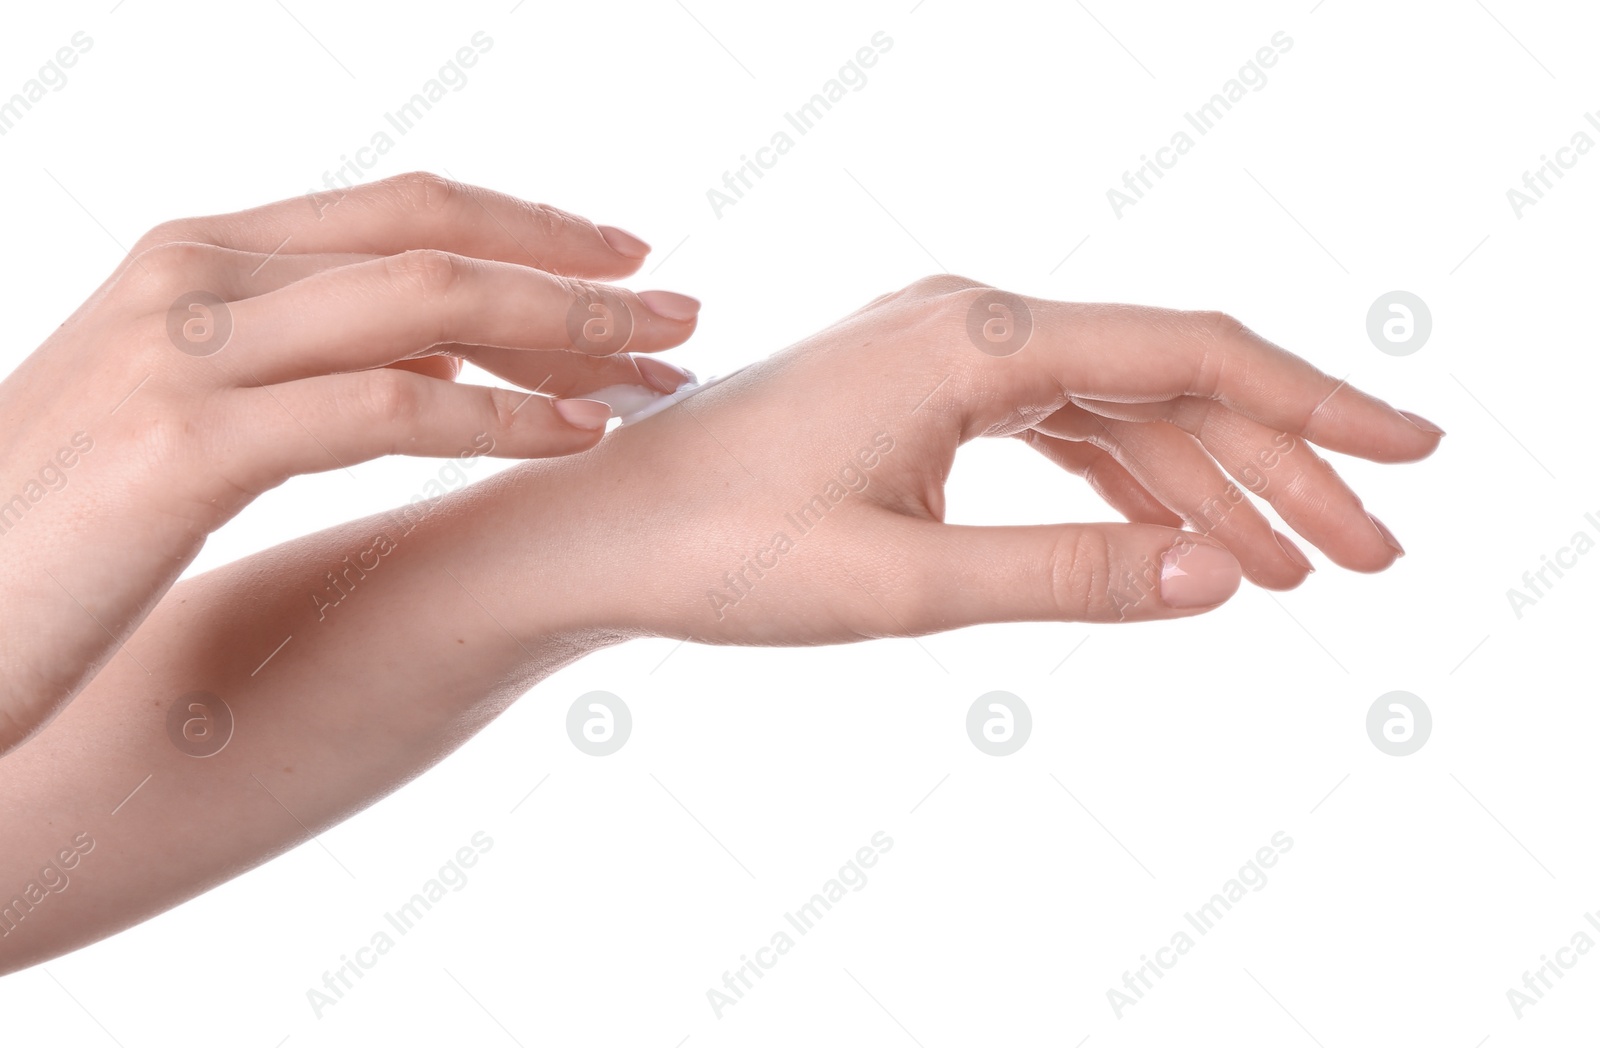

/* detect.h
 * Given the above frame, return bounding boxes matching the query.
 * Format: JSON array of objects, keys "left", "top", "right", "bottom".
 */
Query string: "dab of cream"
[
  {"left": 587, "top": 365, "right": 751, "bottom": 427},
  {"left": 583, "top": 383, "right": 671, "bottom": 421}
]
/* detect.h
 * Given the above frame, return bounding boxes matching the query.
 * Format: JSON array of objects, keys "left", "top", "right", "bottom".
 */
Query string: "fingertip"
[
  {"left": 1393, "top": 430, "right": 1445, "bottom": 463},
  {"left": 1347, "top": 512, "right": 1406, "bottom": 573},
  {"left": 1400, "top": 411, "right": 1445, "bottom": 437},
  {"left": 552, "top": 397, "right": 613, "bottom": 431},
  {"left": 1240, "top": 540, "right": 1314, "bottom": 589},
  {"left": 597, "top": 224, "right": 650, "bottom": 260},
  {"left": 500, "top": 395, "right": 608, "bottom": 457},
  {"left": 1250, "top": 566, "right": 1313, "bottom": 592},
  {"left": 1371, "top": 409, "right": 1446, "bottom": 463},
  {"left": 632, "top": 355, "right": 697, "bottom": 394},
  {"left": 637, "top": 290, "right": 701, "bottom": 323},
  {"left": 1158, "top": 539, "right": 1242, "bottom": 610},
  {"left": 1273, "top": 534, "right": 1312, "bottom": 572}
]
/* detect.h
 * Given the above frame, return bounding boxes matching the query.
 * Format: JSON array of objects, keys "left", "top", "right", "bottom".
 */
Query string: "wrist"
[{"left": 405, "top": 458, "right": 643, "bottom": 656}]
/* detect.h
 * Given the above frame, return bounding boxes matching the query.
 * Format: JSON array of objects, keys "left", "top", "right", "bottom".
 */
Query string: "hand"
[
  {"left": 0, "top": 172, "right": 698, "bottom": 755},
  {"left": 0, "top": 276, "right": 1440, "bottom": 974},
  {"left": 513, "top": 276, "right": 1441, "bottom": 643}
]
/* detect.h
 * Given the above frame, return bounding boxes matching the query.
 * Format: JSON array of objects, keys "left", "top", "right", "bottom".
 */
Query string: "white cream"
[
  {"left": 583, "top": 383, "right": 671, "bottom": 423},
  {"left": 593, "top": 365, "right": 752, "bottom": 427}
]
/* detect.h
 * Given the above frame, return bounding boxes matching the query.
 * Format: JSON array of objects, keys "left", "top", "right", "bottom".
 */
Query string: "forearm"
[
  {"left": 0, "top": 459, "right": 614, "bottom": 975},
  {"left": 0, "top": 360, "right": 204, "bottom": 754},
  {"left": 0, "top": 275, "right": 1440, "bottom": 976},
  {"left": 0, "top": 170, "right": 698, "bottom": 759}
]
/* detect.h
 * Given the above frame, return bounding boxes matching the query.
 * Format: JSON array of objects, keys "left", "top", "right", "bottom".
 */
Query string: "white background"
[{"left": 2, "top": 0, "right": 1596, "bottom": 1044}]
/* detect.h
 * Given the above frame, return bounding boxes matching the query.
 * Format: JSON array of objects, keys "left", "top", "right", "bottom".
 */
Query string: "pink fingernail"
[
  {"left": 598, "top": 225, "right": 650, "bottom": 259},
  {"left": 638, "top": 290, "right": 701, "bottom": 322},
  {"left": 553, "top": 398, "right": 611, "bottom": 430},
  {"left": 1368, "top": 513, "right": 1405, "bottom": 556},
  {"left": 1159, "top": 541, "right": 1242, "bottom": 608},
  {"left": 633, "top": 355, "right": 696, "bottom": 394},
  {"left": 1273, "top": 530, "right": 1315, "bottom": 573},
  {"left": 1399, "top": 410, "right": 1445, "bottom": 436}
]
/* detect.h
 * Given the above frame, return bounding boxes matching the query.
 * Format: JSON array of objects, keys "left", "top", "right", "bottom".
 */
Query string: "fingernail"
[
  {"left": 598, "top": 225, "right": 650, "bottom": 259},
  {"left": 633, "top": 355, "right": 697, "bottom": 394},
  {"left": 1368, "top": 513, "right": 1405, "bottom": 556},
  {"left": 552, "top": 398, "right": 611, "bottom": 430},
  {"left": 1399, "top": 410, "right": 1445, "bottom": 436},
  {"left": 638, "top": 290, "right": 700, "bottom": 322},
  {"left": 1273, "top": 530, "right": 1315, "bottom": 573},
  {"left": 1159, "top": 541, "right": 1242, "bottom": 608}
]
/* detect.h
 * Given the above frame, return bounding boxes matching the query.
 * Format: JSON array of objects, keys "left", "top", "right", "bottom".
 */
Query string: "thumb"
[{"left": 877, "top": 519, "right": 1243, "bottom": 630}]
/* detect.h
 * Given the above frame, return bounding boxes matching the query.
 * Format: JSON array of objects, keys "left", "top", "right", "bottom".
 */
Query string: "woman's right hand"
[{"left": 505, "top": 275, "right": 1441, "bottom": 646}]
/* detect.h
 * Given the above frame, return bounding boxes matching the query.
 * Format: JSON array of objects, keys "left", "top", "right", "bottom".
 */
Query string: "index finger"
[
  {"left": 959, "top": 294, "right": 1442, "bottom": 463},
  {"left": 134, "top": 171, "right": 652, "bottom": 282}
]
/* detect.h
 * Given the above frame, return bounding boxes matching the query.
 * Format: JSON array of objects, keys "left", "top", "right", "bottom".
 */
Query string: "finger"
[
  {"left": 463, "top": 346, "right": 695, "bottom": 398},
  {"left": 1039, "top": 411, "right": 1316, "bottom": 589},
  {"left": 871, "top": 515, "right": 1241, "bottom": 629},
  {"left": 115, "top": 243, "right": 380, "bottom": 304},
  {"left": 226, "top": 249, "right": 375, "bottom": 297},
  {"left": 1018, "top": 430, "right": 1182, "bottom": 527},
  {"left": 229, "top": 370, "right": 613, "bottom": 486},
  {"left": 1072, "top": 396, "right": 1403, "bottom": 571},
  {"left": 953, "top": 293, "right": 1444, "bottom": 463},
  {"left": 141, "top": 171, "right": 653, "bottom": 281},
  {"left": 1097, "top": 418, "right": 1317, "bottom": 588},
  {"left": 222, "top": 253, "right": 700, "bottom": 383}
]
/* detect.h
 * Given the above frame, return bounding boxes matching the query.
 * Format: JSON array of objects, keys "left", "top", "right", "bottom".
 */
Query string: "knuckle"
[
  {"left": 390, "top": 171, "right": 457, "bottom": 214},
  {"left": 363, "top": 368, "right": 426, "bottom": 428},
  {"left": 1193, "top": 309, "right": 1247, "bottom": 341},
  {"left": 385, "top": 248, "right": 461, "bottom": 300},
  {"left": 384, "top": 171, "right": 460, "bottom": 216},
  {"left": 861, "top": 274, "right": 983, "bottom": 313},
  {"left": 909, "top": 273, "right": 983, "bottom": 296},
  {"left": 481, "top": 385, "right": 521, "bottom": 436},
  {"left": 1049, "top": 528, "right": 1117, "bottom": 617},
  {"left": 1076, "top": 447, "right": 1108, "bottom": 488},
  {"left": 115, "top": 241, "right": 225, "bottom": 304},
  {"left": 545, "top": 271, "right": 582, "bottom": 300},
  {"left": 139, "top": 240, "right": 221, "bottom": 273},
  {"left": 553, "top": 273, "right": 610, "bottom": 312},
  {"left": 931, "top": 282, "right": 1004, "bottom": 336},
  {"left": 1187, "top": 310, "right": 1251, "bottom": 398},
  {"left": 123, "top": 406, "right": 200, "bottom": 466},
  {"left": 132, "top": 219, "right": 202, "bottom": 254},
  {"left": 522, "top": 201, "right": 567, "bottom": 241}
]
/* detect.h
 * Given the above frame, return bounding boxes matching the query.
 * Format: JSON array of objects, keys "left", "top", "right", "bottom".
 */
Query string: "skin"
[
  {"left": 0, "top": 176, "right": 1441, "bottom": 976},
  {"left": 0, "top": 172, "right": 701, "bottom": 758}
]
